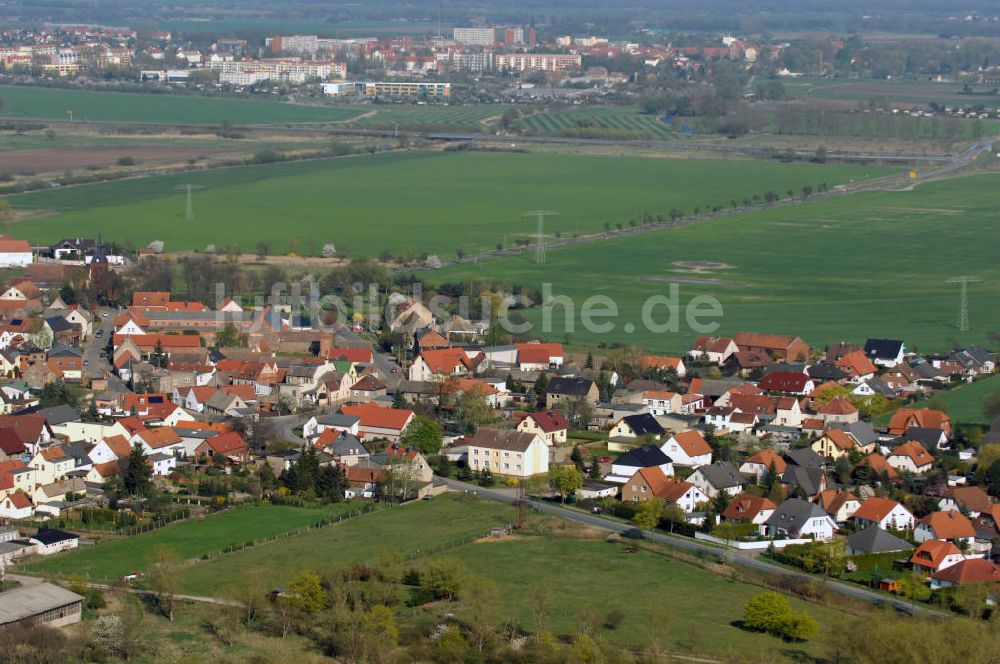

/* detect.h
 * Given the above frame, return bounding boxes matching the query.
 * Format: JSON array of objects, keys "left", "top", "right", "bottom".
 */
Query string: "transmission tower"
[
  {"left": 523, "top": 210, "right": 557, "bottom": 265},
  {"left": 946, "top": 276, "right": 981, "bottom": 332},
  {"left": 174, "top": 184, "right": 204, "bottom": 220}
]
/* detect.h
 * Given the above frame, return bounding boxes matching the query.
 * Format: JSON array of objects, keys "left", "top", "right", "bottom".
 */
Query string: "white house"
[
  {"left": 29, "top": 528, "right": 79, "bottom": 555},
  {"left": 303, "top": 413, "right": 360, "bottom": 440},
  {"left": 609, "top": 444, "right": 674, "bottom": 482},
  {"left": 660, "top": 430, "right": 713, "bottom": 468},
  {"left": 466, "top": 429, "right": 548, "bottom": 478},
  {"left": 851, "top": 498, "right": 915, "bottom": 531},
  {"left": 763, "top": 499, "right": 837, "bottom": 541}
]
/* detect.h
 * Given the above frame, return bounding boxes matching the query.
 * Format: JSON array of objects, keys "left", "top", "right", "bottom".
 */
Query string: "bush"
[
  {"left": 742, "top": 592, "right": 817, "bottom": 641},
  {"left": 115, "top": 156, "right": 137, "bottom": 166}
]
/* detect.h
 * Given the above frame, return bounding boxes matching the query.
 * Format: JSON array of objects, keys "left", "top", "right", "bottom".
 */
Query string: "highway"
[{"left": 439, "top": 477, "right": 951, "bottom": 619}]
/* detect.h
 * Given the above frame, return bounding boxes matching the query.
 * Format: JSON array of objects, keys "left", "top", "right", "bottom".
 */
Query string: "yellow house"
[
  {"left": 811, "top": 428, "right": 856, "bottom": 460},
  {"left": 466, "top": 429, "right": 549, "bottom": 478},
  {"left": 516, "top": 411, "right": 570, "bottom": 446}
]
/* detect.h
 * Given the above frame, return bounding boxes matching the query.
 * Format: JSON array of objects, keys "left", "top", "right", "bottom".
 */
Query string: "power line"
[
  {"left": 174, "top": 184, "right": 204, "bottom": 220},
  {"left": 945, "top": 276, "right": 981, "bottom": 332},
  {"left": 522, "top": 210, "right": 557, "bottom": 265}
]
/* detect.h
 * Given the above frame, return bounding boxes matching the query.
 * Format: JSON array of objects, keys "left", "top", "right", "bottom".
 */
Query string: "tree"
[
  {"left": 570, "top": 445, "right": 585, "bottom": 471},
  {"left": 814, "top": 145, "right": 828, "bottom": 163},
  {"left": 984, "top": 459, "right": 1000, "bottom": 498},
  {"left": 455, "top": 388, "right": 491, "bottom": 432},
  {"left": 977, "top": 444, "right": 1000, "bottom": 476},
  {"left": 285, "top": 571, "right": 327, "bottom": 615},
  {"left": 399, "top": 415, "right": 443, "bottom": 455},
  {"left": 149, "top": 340, "right": 168, "bottom": 369},
  {"left": 633, "top": 497, "right": 665, "bottom": 531},
  {"left": 533, "top": 372, "right": 550, "bottom": 405},
  {"left": 588, "top": 453, "right": 602, "bottom": 479},
  {"left": 120, "top": 445, "right": 152, "bottom": 497},
  {"left": 548, "top": 464, "right": 583, "bottom": 503},
  {"left": 38, "top": 379, "right": 77, "bottom": 408},
  {"left": 215, "top": 323, "right": 246, "bottom": 349},
  {"left": 983, "top": 391, "right": 1000, "bottom": 421},
  {"left": 584, "top": 352, "right": 594, "bottom": 369},
  {"left": 148, "top": 546, "right": 181, "bottom": 621}
]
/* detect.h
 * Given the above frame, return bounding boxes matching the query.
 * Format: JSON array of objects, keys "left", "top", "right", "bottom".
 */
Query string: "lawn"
[
  {"left": 173, "top": 493, "right": 514, "bottom": 595},
  {"left": 900, "top": 373, "right": 1000, "bottom": 427},
  {"left": 425, "top": 172, "right": 1000, "bottom": 354},
  {"left": 429, "top": 535, "right": 853, "bottom": 658},
  {"left": 0, "top": 84, "right": 365, "bottom": 125},
  {"left": 22, "top": 502, "right": 359, "bottom": 582},
  {"left": 8, "top": 150, "right": 892, "bottom": 256}
]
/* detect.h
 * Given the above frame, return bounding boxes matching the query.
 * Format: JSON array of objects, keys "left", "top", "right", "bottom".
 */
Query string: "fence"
[{"left": 695, "top": 532, "right": 812, "bottom": 550}]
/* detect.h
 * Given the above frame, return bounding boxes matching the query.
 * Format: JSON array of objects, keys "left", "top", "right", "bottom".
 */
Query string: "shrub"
[{"left": 742, "top": 592, "right": 818, "bottom": 641}]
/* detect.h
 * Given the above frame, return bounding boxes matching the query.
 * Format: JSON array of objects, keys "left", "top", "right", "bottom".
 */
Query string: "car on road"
[
  {"left": 391, "top": 367, "right": 398, "bottom": 373},
  {"left": 96, "top": 329, "right": 104, "bottom": 337},
  {"left": 83, "top": 360, "right": 89, "bottom": 366},
  {"left": 101, "top": 311, "right": 108, "bottom": 317},
  {"left": 599, "top": 456, "right": 612, "bottom": 463}
]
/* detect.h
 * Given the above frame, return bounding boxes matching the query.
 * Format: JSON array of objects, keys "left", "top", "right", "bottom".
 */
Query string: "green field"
[
  {"left": 173, "top": 494, "right": 511, "bottom": 595},
  {"left": 426, "top": 173, "right": 1000, "bottom": 354},
  {"left": 23, "top": 503, "right": 359, "bottom": 581},
  {"left": 8, "top": 150, "right": 892, "bottom": 255},
  {"left": 0, "top": 85, "right": 365, "bottom": 125},
  {"left": 521, "top": 106, "right": 680, "bottom": 139},
  {"left": 349, "top": 104, "right": 507, "bottom": 132},
  {"left": 440, "top": 536, "right": 850, "bottom": 657},
  {"left": 783, "top": 76, "right": 1000, "bottom": 105},
  {"left": 904, "top": 373, "right": 1000, "bottom": 426}
]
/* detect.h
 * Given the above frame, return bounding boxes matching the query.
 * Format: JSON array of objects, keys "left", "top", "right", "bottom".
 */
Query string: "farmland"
[
  {"left": 425, "top": 172, "right": 1000, "bottom": 354},
  {"left": 520, "top": 106, "right": 682, "bottom": 139},
  {"left": 782, "top": 76, "right": 1000, "bottom": 105},
  {"left": 22, "top": 502, "right": 360, "bottom": 582},
  {"left": 347, "top": 104, "right": 507, "bottom": 132},
  {"left": 901, "top": 373, "right": 1000, "bottom": 427},
  {"left": 8, "top": 149, "right": 891, "bottom": 255},
  {"left": 0, "top": 85, "right": 365, "bottom": 125}
]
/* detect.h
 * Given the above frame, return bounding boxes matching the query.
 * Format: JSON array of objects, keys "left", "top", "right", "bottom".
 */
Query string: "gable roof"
[
  {"left": 203, "top": 431, "right": 249, "bottom": 456},
  {"left": 852, "top": 497, "right": 907, "bottom": 523},
  {"left": 620, "top": 413, "right": 664, "bottom": 437},
  {"left": 547, "top": 376, "right": 595, "bottom": 397},
  {"left": 723, "top": 492, "right": 776, "bottom": 521},
  {"left": 614, "top": 444, "right": 671, "bottom": 469},
  {"left": 694, "top": 461, "right": 743, "bottom": 489},
  {"left": 340, "top": 403, "right": 414, "bottom": 432},
  {"left": 764, "top": 498, "right": 830, "bottom": 533},
  {"left": 888, "top": 408, "right": 950, "bottom": 435},
  {"left": 516, "top": 342, "right": 563, "bottom": 365},
  {"left": 857, "top": 453, "right": 899, "bottom": 480},
  {"left": 0, "top": 428, "right": 26, "bottom": 456},
  {"left": 467, "top": 428, "right": 540, "bottom": 453},
  {"left": 818, "top": 398, "right": 858, "bottom": 416},
  {"left": 836, "top": 350, "right": 878, "bottom": 377},
  {"left": 743, "top": 449, "right": 787, "bottom": 473},
  {"left": 847, "top": 526, "right": 914, "bottom": 554},
  {"left": 889, "top": 440, "right": 934, "bottom": 467},
  {"left": 135, "top": 427, "right": 182, "bottom": 449},
  {"left": 942, "top": 486, "right": 992, "bottom": 514},
  {"left": 930, "top": 558, "right": 1000, "bottom": 585},
  {"left": 783, "top": 447, "right": 824, "bottom": 469},
  {"left": 671, "top": 430, "right": 712, "bottom": 457},
  {"left": 910, "top": 539, "right": 962, "bottom": 570},
  {"left": 525, "top": 411, "right": 570, "bottom": 433},
  {"left": 919, "top": 510, "right": 975, "bottom": 539},
  {"left": 758, "top": 371, "right": 810, "bottom": 393},
  {"left": 864, "top": 338, "right": 904, "bottom": 361}
]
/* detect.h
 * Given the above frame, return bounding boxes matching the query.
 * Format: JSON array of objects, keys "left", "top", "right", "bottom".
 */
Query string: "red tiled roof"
[
  {"left": 516, "top": 342, "right": 563, "bottom": 365},
  {"left": 930, "top": 558, "right": 1000, "bottom": 585},
  {"left": 919, "top": 511, "right": 975, "bottom": 540},
  {"left": 723, "top": 492, "right": 776, "bottom": 521},
  {"left": 340, "top": 403, "right": 414, "bottom": 432},
  {"left": 204, "top": 431, "right": 248, "bottom": 455},
  {"left": 672, "top": 430, "right": 712, "bottom": 456},
  {"left": 758, "top": 371, "right": 810, "bottom": 393},
  {"left": 743, "top": 449, "right": 786, "bottom": 474},
  {"left": 889, "top": 440, "right": 933, "bottom": 467},
  {"left": 853, "top": 497, "right": 905, "bottom": 523},
  {"left": 0, "top": 237, "right": 31, "bottom": 253},
  {"left": 526, "top": 411, "right": 570, "bottom": 433},
  {"left": 327, "top": 347, "right": 373, "bottom": 363},
  {"left": 910, "top": 539, "right": 962, "bottom": 570},
  {"left": 818, "top": 398, "right": 858, "bottom": 416},
  {"left": 4, "top": 492, "right": 31, "bottom": 509}
]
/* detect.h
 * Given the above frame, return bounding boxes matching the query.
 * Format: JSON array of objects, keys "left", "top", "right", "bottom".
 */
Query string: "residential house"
[
  {"left": 660, "top": 430, "right": 712, "bottom": 468},
  {"left": 0, "top": 492, "right": 32, "bottom": 519},
  {"left": 466, "top": 428, "right": 548, "bottom": 477},
  {"left": 938, "top": 486, "right": 992, "bottom": 517},
  {"left": 687, "top": 461, "right": 744, "bottom": 498},
  {"left": 302, "top": 413, "right": 360, "bottom": 440},
  {"left": 762, "top": 499, "right": 837, "bottom": 540},
  {"left": 835, "top": 350, "right": 878, "bottom": 381},
  {"left": 29, "top": 528, "right": 79, "bottom": 555},
  {"left": 642, "top": 355, "right": 686, "bottom": 378},
  {"left": 87, "top": 435, "right": 133, "bottom": 465},
  {"left": 345, "top": 466, "right": 384, "bottom": 499},
  {"left": 194, "top": 431, "right": 250, "bottom": 465},
  {"left": 314, "top": 430, "right": 370, "bottom": 466},
  {"left": 546, "top": 377, "right": 599, "bottom": 409},
  {"left": 758, "top": 371, "right": 815, "bottom": 395},
  {"left": 408, "top": 347, "right": 482, "bottom": 381},
  {"left": 864, "top": 338, "right": 906, "bottom": 367},
  {"left": 29, "top": 446, "right": 75, "bottom": 486},
  {"left": 610, "top": 413, "right": 665, "bottom": 441},
  {"left": 846, "top": 526, "right": 915, "bottom": 556},
  {"left": 812, "top": 428, "right": 860, "bottom": 460},
  {"left": 609, "top": 444, "right": 673, "bottom": 482},
  {"left": 641, "top": 390, "right": 682, "bottom": 416},
  {"left": 815, "top": 398, "right": 859, "bottom": 424},
  {"left": 739, "top": 449, "right": 787, "bottom": 484},
  {"left": 887, "top": 440, "right": 934, "bottom": 474},
  {"left": 915, "top": 511, "right": 976, "bottom": 549},
  {"left": 887, "top": 407, "right": 951, "bottom": 437},
  {"left": 722, "top": 492, "right": 777, "bottom": 525},
  {"left": 929, "top": 558, "right": 1000, "bottom": 589},
  {"left": 689, "top": 336, "right": 738, "bottom": 364},
  {"left": 622, "top": 467, "right": 707, "bottom": 512},
  {"left": 817, "top": 489, "right": 861, "bottom": 523},
  {"left": 339, "top": 404, "right": 414, "bottom": 443},
  {"left": 851, "top": 497, "right": 915, "bottom": 531},
  {"left": 131, "top": 427, "right": 184, "bottom": 457},
  {"left": 910, "top": 539, "right": 965, "bottom": 573},
  {"left": 516, "top": 411, "right": 570, "bottom": 445}
]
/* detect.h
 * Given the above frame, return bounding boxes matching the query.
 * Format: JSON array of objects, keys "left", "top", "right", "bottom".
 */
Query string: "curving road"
[{"left": 440, "top": 477, "right": 951, "bottom": 619}]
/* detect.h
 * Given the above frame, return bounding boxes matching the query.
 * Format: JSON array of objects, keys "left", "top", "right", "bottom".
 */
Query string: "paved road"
[
  {"left": 270, "top": 413, "right": 310, "bottom": 444},
  {"left": 82, "top": 306, "right": 117, "bottom": 381},
  {"left": 440, "top": 478, "right": 950, "bottom": 619},
  {"left": 333, "top": 323, "right": 403, "bottom": 389}
]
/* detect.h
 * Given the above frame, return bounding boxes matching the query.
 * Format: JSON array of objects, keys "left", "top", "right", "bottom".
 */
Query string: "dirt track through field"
[{"left": 0, "top": 145, "right": 242, "bottom": 174}]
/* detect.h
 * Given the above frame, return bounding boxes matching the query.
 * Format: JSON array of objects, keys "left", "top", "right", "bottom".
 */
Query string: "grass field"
[
  {"left": 0, "top": 85, "right": 365, "bottom": 125},
  {"left": 902, "top": 373, "right": 1000, "bottom": 426},
  {"left": 23, "top": 503, "right": 359, "bottom": 582},
  {"left": 520, "top": 106, "right": 683, "bottom": 139},
  {"left": 425, "top": 172, "right": 1000, "bottom": 354},
  {"left": 348, "top": 104, "right": 507, "bottom": 132},
  {"left": 783, "top": 76, "right": 1000, "bottom": 105},
  {"left": 173, "top": 494, "right": 512, "bottom": 595},
  {"left": 440, "top": 535, "right": 850, "bottom": 657},
  {"left": 8, "top": 150, "right": 892, "bottom": 255}
]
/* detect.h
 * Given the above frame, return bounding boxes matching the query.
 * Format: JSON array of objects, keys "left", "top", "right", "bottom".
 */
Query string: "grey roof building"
[{"left": 846, "top": 526, "right": 915, "bottom": 555}]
